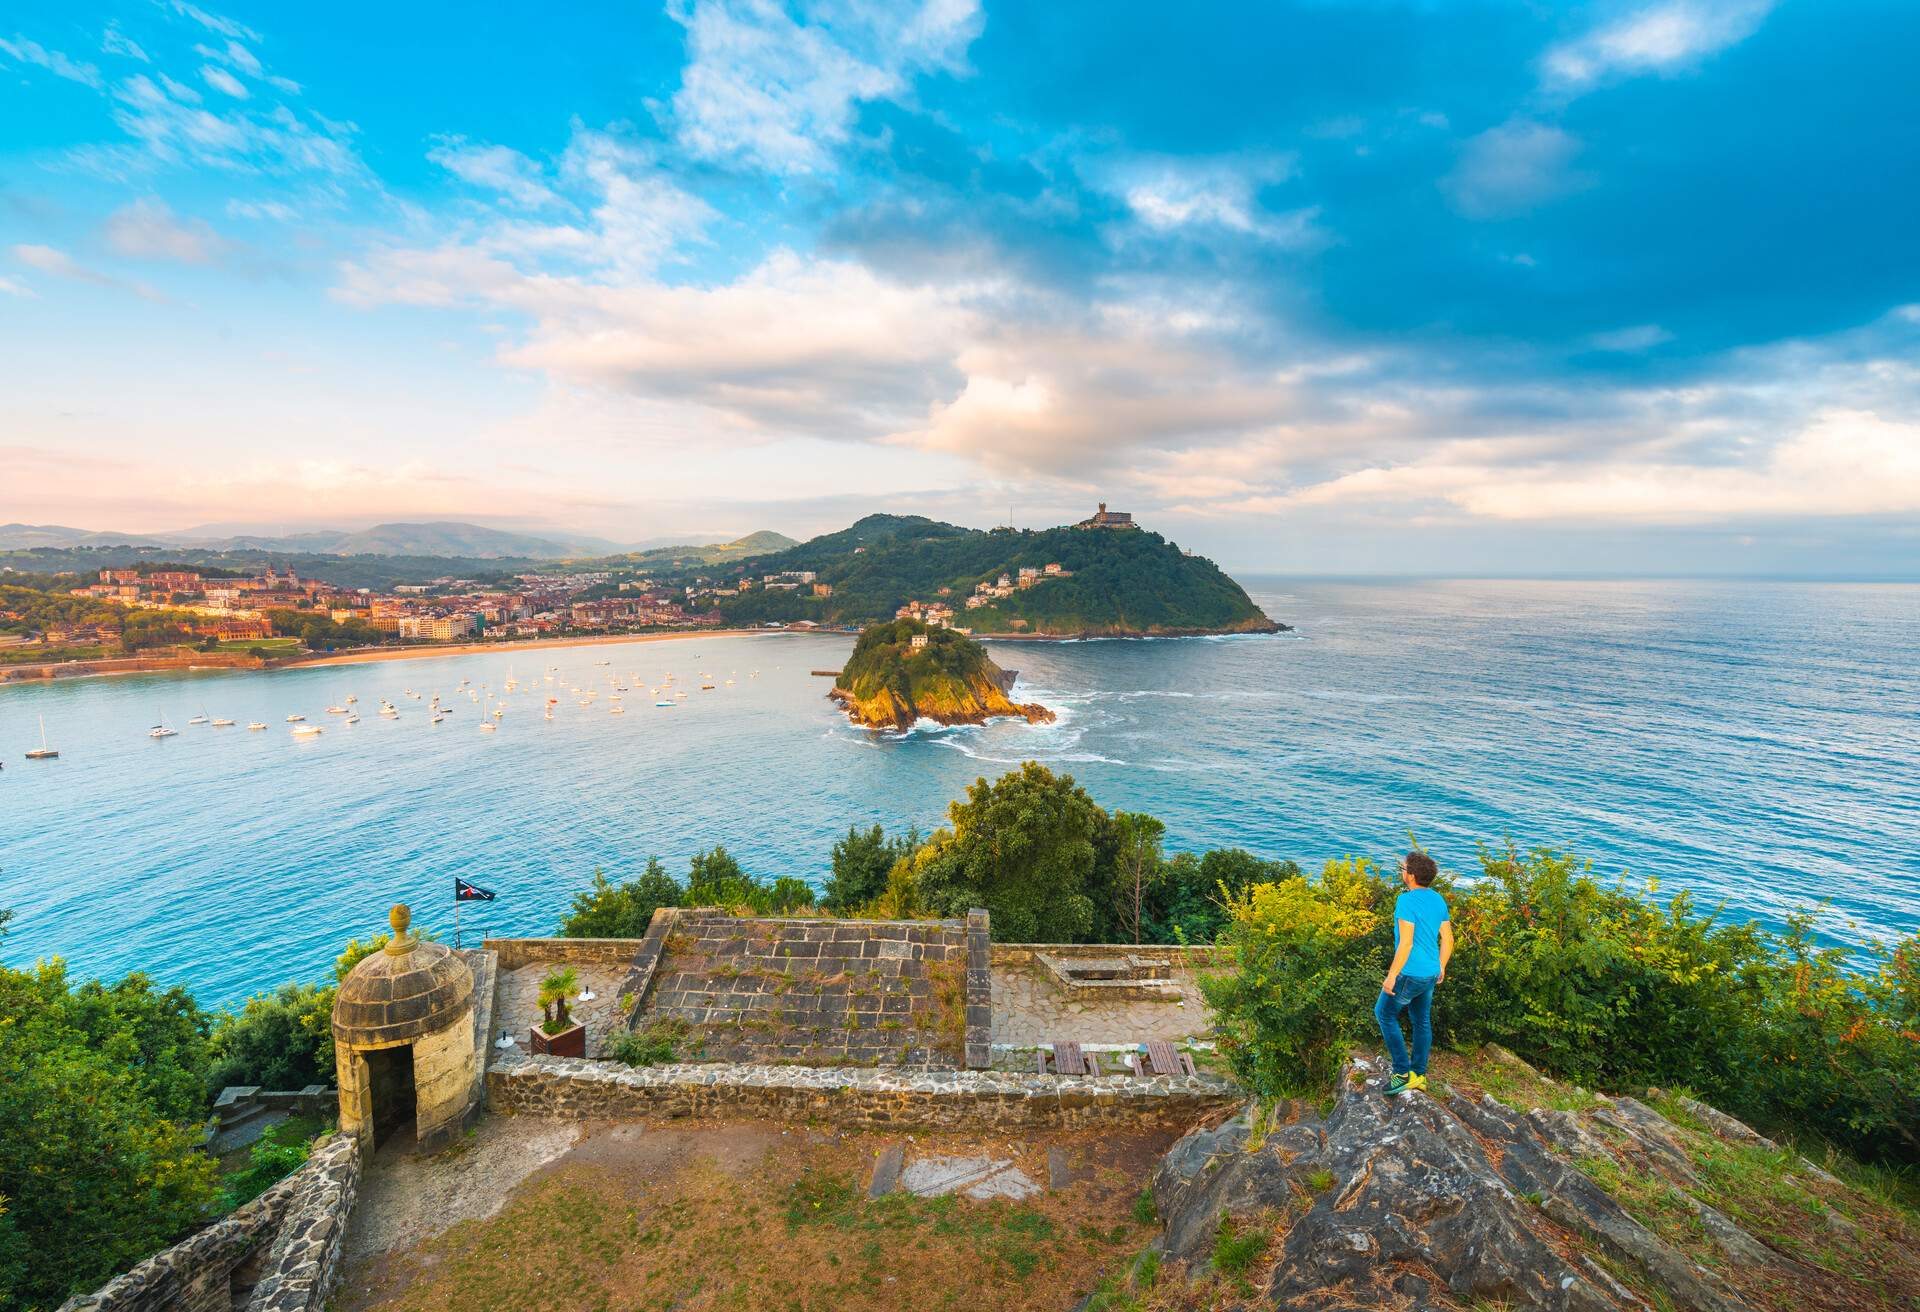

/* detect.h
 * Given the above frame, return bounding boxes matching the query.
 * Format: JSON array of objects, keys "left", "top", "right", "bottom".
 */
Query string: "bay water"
[{"left": 1, "top": 577, "right": 1914, "bottom": 1007}]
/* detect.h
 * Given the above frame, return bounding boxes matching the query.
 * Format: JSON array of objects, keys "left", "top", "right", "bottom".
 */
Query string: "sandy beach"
[{"left": 284, "top": 627, "right": 815, "bottom": 670}]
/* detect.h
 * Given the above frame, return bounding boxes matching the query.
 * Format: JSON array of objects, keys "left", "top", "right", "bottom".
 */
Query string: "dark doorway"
[{"left": 366, "top": 1045, "right": 415, "bottom": 1148}]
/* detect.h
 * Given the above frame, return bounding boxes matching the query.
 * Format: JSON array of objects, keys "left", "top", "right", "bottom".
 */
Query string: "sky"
[{"left": 2, "top": 1, "right": 1918, "bottom": 575}]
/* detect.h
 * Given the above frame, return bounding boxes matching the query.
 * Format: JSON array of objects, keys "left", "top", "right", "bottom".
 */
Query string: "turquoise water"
[{"left": 1, "top": 578, "right": 1915, "bottom": 1007}]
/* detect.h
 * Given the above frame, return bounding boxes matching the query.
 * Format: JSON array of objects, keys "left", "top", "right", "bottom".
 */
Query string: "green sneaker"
[
  {"left": 1408, "top": 1073, "right": 1430, "bottom": 1093},
  {"left": 1383, "top": 1073, "right": 1413, "bottom": 1097}
]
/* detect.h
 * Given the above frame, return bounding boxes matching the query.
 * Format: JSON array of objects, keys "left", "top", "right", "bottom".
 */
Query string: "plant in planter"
[{"left": 529, "top": 966, "right": 587, "bottom": 1057}]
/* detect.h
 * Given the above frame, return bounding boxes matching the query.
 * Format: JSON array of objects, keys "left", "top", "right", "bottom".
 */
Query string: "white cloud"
[
  {"left": 427, "top": 136, "right": 558, "bottom": 208},
  {"left": 200, "top": 64, "right": 248, "bottom": 98},
  {"left": 102, "top": 24, "right": 149, "bottom": 62},
  {"left": 0, "top": 276, "right": 34, "bottom": 297},
  {"left": 1543, "top": 1, "right": 1774, "bottom": 91},
  {"left": 0, "top": 34, "right": 103, "bottom": 88},
  {"left": 104, "top": 198, "right": 232, "bottom": 264},
  {"left": 1087, "top": 153, "right": 1322, "bottom": 247},
  {"left": 166, "top": 3, "right": 259, "bottom": 44},
  {"left": 669, "top": 0, "right": 981, "bottom": 175},
  {"left": 11, "top": 243, "right": 167, "bottom": 301},
  {"left": 1444, "top": 119, "right": 1585, "bottom": 218}
]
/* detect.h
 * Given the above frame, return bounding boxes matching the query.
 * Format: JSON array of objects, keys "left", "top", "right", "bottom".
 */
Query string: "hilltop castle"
[{"left": 1077, "top": 501, "right": 1136, "bottom": 529}]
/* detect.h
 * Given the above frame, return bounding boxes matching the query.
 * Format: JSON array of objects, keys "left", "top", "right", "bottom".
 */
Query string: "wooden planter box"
[{"left": 530, "top": 1021, "right": 585, "bottom": 1058}]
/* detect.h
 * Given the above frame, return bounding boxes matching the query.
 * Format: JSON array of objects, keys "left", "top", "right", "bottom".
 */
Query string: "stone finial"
[{"left": 384, "top": 903, "right": 416, "bottom": 955}]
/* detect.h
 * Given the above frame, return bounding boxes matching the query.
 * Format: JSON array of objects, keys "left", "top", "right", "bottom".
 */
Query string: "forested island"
[
  {"left": 829, "top": 619, "right": 1054, "bottom": 730},
  {"left": 704, "top": 509, "right": 1282, "bottom": 637}
]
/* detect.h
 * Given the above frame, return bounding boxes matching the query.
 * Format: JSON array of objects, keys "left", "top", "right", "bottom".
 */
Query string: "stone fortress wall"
[{"left": 58, "top": 1133, "right": 361, "bottom": 1312}]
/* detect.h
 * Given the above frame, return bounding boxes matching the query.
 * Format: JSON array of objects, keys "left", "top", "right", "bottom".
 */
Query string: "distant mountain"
[
  {"left": 700, "top": 512, "right": 1281, "bottom": 637},
  {"left": 0, "top": 520, "right": 635, "bottom": 559},
  {"left": 590, "top": 530, "right": 802, "bottom": 570},
  {"left": 0, "top": 523, "right": 171, "bottom": 550}
]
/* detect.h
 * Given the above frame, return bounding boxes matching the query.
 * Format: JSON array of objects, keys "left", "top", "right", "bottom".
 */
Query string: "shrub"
[
  {"left": 217, "top": 1119, "right": 316, "bottom": 1211},
  {"left": 205, "top": 982, "right": 335, "bottom": 1098},
  {"left": 1202, "top": 842, "right": 1920, "bottom": 1164},
  {"left": 562, "top": 860, "right": 683, "bottom": 937},
  {"left": 608, "top": 1018, "right": 693, "bottom": 1067}
]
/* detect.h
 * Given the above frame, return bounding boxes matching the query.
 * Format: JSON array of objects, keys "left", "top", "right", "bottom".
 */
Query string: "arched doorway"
[{"left": 365, "top": 1045, "right": 415, "bottom": 1148}]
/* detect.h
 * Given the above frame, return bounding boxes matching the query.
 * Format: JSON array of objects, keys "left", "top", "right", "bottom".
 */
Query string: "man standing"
[{"left": 1376, "top": 850, "right": 1452, "bottom": 1096}]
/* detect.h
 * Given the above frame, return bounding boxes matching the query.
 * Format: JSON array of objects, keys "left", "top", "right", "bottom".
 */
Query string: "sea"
[{"left": 0, "top": 578, "right": 1915, "bottom": 1008}]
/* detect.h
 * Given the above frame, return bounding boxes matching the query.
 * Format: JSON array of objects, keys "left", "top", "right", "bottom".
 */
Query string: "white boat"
[
  {"left": 380, "top": 707, "right": 399, "bottom": 719},
  {"left": 655, "top": 698, "right": 674, "bottom": 707},
  {"left": 149, "top": 723, "right": 177, "bottom": 739},
  {"left": 188, "top": 712, "right": 209, "bottom": 725},
  {"left": 610, "top": 704, "right": 624, "bottom": 714},
  {"left": 286, "top": 714, "right": 305, "bottom": 723},
  {"left": 292, "top": 724, "right": 323, "bottom": 737},
  {"left": 25, "top": 716, "right": 57, "bottom": 760},
  {"left": 326, "top": 705, "right": 347, "bottom": 714},
  {"left": 345, "top": 694, "right": 357, "bottom": 703},
  {"left": 344, "top": 714, "right": 360, "bottom": 725},
  {"left": 211, "top": 717, "right": 235, "bottom": 727},
  {"left": 478, "top": 721, "right": 497, "bottom": 732},
  {"left": 432, "top": 713, "right": 446, "bottom": 724},
  {"left": 247, "top": 721, "right": 267, "bottom": 731}
]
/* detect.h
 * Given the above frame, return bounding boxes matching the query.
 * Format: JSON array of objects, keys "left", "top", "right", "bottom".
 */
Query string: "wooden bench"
[
  {"left": 1125, "top": 1040, "right": 1196, "bottom": 1078},
  {"left": 1036, "top": 1040, "right": 1100, "bottom": 1076}
]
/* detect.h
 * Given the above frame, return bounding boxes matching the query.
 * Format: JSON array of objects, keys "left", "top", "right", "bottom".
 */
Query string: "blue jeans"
[{"left": 1375, "top": 975, "right": 1437, "bottom": 1076}]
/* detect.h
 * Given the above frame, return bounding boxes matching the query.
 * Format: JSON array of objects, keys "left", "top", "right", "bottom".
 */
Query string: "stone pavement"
[
  {"left": 988, "top": 958, "right": 1211, "bottom": 1047},
  {"left": 491, "top": 961, "right": 631, "bottom": 1058}
]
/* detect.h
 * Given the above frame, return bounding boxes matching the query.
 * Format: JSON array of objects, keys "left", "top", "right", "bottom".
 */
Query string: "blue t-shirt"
[{"left": 1393, "top": 887, "right": 1450, "bottom": 978}]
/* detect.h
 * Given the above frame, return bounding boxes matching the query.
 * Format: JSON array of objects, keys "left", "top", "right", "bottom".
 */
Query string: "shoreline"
[{"left": 283, "top": 628, "right": 803, "bottom": 670}]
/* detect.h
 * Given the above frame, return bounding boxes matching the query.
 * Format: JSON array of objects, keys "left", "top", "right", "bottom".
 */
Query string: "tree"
[
  {"left": 1108, "top": 812, "right": 1166, "bottom": 945},
  {"left": 915, "top": 762, "right": 1103, "bottom": 942},
  {"left": 561, "top": 860, "right": 683, "bottom": 937},
  {"left": 205, "top": 982, "right": 335, "bottom": 1098},
  {"left": 823, "top": 825, "right": 917, "bottom": 913},
  {"left": 538, "top": 967, "right": 579, "bottom": 1035},
  {"left": 0, "top": 956, "right": 218, "bottom": 1309}
]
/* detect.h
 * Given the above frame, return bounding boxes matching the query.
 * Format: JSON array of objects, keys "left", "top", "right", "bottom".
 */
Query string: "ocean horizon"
[{"left": 1, "top": 575, "right": 1914, "bottom": 1008}]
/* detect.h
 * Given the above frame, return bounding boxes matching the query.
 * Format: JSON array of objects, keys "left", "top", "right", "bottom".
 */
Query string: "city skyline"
[{"left": 4, "top": 1, "right": 1919, "bottom": 575}]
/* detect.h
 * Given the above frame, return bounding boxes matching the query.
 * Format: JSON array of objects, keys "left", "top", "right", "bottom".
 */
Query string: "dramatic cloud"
[{"left": 668, "top": 0, "right": 982, "bottom": 174}]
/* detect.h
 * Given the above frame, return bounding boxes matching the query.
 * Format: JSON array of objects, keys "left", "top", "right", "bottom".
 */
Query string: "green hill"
[{"left": 711, "top": 513, "right": 1280, "bottom": 637}]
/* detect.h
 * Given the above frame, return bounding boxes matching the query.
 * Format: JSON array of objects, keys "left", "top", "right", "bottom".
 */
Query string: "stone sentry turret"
[{"left": 331, "top": 904, "right": 480, "bottom": 1153}]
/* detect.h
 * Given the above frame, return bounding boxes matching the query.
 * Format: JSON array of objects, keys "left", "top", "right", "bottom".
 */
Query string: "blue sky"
[{"left": 2, "top": 0, "right": 1917, "bottom": 573}]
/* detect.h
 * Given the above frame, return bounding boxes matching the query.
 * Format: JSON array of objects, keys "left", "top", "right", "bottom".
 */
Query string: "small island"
[{"left": 829, "top": 619, "right": 1056, "bottom": 731}]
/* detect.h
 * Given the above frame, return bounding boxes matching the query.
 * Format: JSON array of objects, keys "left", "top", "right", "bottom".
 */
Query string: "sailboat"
[
  {"left": 211, "top": 716, "right": 236, "bottom": 727},
  {"left": 188, "top": 710, "right": 209, "bottom": 725},
  {"left": 25, "top": 716, "right": 57, "bottom": 759},
  {"left": 149, "top": 714, "right": 178, "bottom": 739}
]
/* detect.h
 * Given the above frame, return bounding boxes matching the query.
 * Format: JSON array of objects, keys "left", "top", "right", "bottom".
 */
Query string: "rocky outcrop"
[
  {"left": 830, "top": 662, "right": 1054, "bottom": 730},
  {"left": 1145, "top": 1050, "right": 1913, "bottom": 1312}
]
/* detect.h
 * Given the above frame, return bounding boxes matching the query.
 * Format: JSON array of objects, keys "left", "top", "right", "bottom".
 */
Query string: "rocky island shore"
[{"left": 830, "top": 618, "right": 1056, "bottom": 731}]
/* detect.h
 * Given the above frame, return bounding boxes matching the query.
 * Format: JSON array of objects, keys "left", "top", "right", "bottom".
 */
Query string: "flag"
[{"left": 455, "top": 877, "right": 496, "bottom": 902}]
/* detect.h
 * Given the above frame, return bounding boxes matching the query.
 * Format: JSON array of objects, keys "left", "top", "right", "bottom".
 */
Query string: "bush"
[
  {"left": 1202, "top": 842, "right": 1920, "bottom": 1164},
  {"left": 562, "top": 860, "right": 684, "bottom": 937},
  {"left": 217, "top": 1119, "right": 316, "bottom": 1211},
  {"left": 205, "top": 982, "right": 335, "bottom": 1098},
  {"left": 609, "top": 1018, "right": 695, "bottom": 1067}
]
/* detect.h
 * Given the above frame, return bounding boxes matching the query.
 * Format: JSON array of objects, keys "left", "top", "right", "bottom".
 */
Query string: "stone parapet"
[
  {"left": 990, "top": 942, "right": 1227, "bottom": 968},
  {"left": 485, "top": 1054, "right": 1238, "bottom": 1131},
  {"left": 481, "top": 937, "right": 644, "bottom": 971},
  {"left": 238, "top": 1134, "right": 361, "bottom": 1312}
]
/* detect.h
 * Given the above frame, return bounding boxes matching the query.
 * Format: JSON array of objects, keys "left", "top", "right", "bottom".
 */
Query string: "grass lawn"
[
  {"left": 337, "top": 1118, "right": 1175, "bottom": 1312},
  {"left": 211, "top": 637, "right": 300, "bottom": 652}
]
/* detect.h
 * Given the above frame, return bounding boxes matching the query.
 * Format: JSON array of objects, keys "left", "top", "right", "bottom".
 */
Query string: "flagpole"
[{"left": 454, "top": 897, "right": 461, "bottom": 950}]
